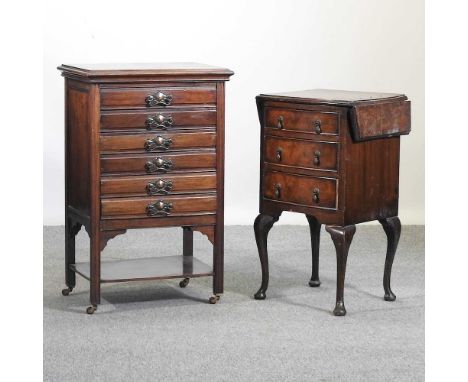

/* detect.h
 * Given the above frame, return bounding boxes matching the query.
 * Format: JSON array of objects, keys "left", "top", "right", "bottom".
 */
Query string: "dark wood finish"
[
  {"left": 182, "top": 227, "right": 193, "bottom": 256},
  {"left": 253, "top": 213, "right": 281, "bottom": 300},
  {"left": 263, "top": 171, "right": 337, "bottom": 209},
  {"left": 101, "top": 195, "right": 217, "bottom": 218},
  {"left": 306, "top": 215, "right": 321, "bottom": 287},
  {"left": 379, "top": 216, "right": 401, "bottom": 301},
  {"left": 349, "top": 100, "right": 411, "bottom": 141},
  {"left": 254, "top": 89, "right": 410, "bottom": 316},
  {"left": 264, "top": 136, "right": 338, "bottom": 172},
  {"left": 100, "top": 131, "right": 216, "bottom": 153},
  {"left": 59, "top": 63, "right": 233, "bottom": 313},
  {"left": 265, "top": 107, "right": 339, "bottom": 136},
  {"left": 100, "top": 108, "right": 216, "bottom": 130},
  {"left": 101, "top": 173, "right": 216, "bottom": 196},
  {"left": 100, "top": 85, "right": 216, "bottom": 109},
  {"left": 71, "top": 255, "right": 213, "bottom": 283},
  {"left": 100, "top": 152, "right": 216, "bottom": 174},
  {"left": 101, "top": 214, "right": 216, "bottom": 230},
  {"left": 100, "top": 229, "right": 127, "bottom": 251},
  {"left": 325, "top": 225, "right": 356, "bottom": 316}
]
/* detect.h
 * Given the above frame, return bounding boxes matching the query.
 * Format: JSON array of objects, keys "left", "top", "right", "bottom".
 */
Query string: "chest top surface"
[
  {"left": 257, "top": 89, "right": 411, "bottom": 141},
  {"left": 58, "top": 62, "right": 234, "bottom": 82},
  {"left": 258, "top": 88, "right": 407, "bottom": 106}
]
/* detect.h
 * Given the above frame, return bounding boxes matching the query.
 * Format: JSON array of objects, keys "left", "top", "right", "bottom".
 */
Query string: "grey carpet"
[{"left": 44, "top": 225, "right": 424, "bottom": 382}]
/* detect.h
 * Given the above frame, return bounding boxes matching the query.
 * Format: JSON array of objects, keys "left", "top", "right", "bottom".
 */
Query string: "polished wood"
[
  {"left": 59, "top": 63, "right": 233, "bottom": 313},
  {"left": 264, "top": 136, "right": 338, "bottom": 172},
  {"left": 101, "top": 85, "right": 216, "bottom": 109},
  {"left": 253, "top": 213, "right": 281, "bottom": 300},
  {"left": 379, "top": 216, "right": 401, "bottom": 301},
  {"left": 100, "top": 108, "right": 217, "bottom": 130},
  {"left": 326, "top": 225, "right": 356, "bottom": 316},
  {"left": 100, "top": 131, "right": 216, "bottom": 153},
  {"left": 306, "top": 215, "right": 321, "bottom": 287},
  {"left": 254, "top": 89, "right": 410, "bottom": 316},
  {"left": 101, "top": 195, "right": 217, "bottom": 217},
  {"left": 71, "top": 255, "right": 213, "bottom": 283},
  {"left": 100, "top": 152, "right": 216, "bottom": 174},
  {"left": 265, "top": 107, "right": 339, "bottom": 136},
  {"left": 263, "top": 171, "right": 337, "bottom": 209},
  {"left": 101, "top": 173, "right": 216, "bottom": 196},
  {"left": 101, "top": 214, "right": 216, "bottom": 230}
]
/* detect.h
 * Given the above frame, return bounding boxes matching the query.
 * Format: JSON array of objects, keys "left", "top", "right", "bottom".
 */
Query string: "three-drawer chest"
[
  {"left": 58, "top": 63, "right": 233, "bottom": 314},
  {"left": 254, "top": 89, "right": 411, "bottom": 316}
]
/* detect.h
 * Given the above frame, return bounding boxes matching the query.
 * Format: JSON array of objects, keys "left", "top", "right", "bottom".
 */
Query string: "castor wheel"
[
  {"left": 208, "top": 295, "right": 221, "bottom": 304},
  {"left": 308, "top": 278, "right": 321, "bottom": 287},
  {"left": 179, "top": 278, "right": 190, "bottom": 288},
  {"left": 61, "top": 287, "right": 73, "bottom": 296},
  {"left": 86, "top": 305, "right": 97, "bottom": 315}
]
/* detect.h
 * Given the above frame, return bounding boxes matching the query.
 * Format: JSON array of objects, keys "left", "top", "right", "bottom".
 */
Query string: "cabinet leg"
[
  {"left": 326, "top": 225, "right": 356, "bottom": 316},
  {"left": 181, "top": 227, "right": 193, "bottom": 288},
  {"left": 378, "top": 216, "right": 401, "bottom": 302},
  {"left": 88, "top": 232, "right": 101, "bottom": 313},
  {"left": 306, "top": 215, "right": 321, "bottom": 287},
  {"left": 213, "top": 223, "right": 224, "bottom": 295},
  {"left": 182, "top": 226, "right": 193, "bottom": 257},
  {"left": 254, "top": 213, "right": 280, "bottom": 300},
  {"left": 63, "top": 216, "right": 81, "bottom": 296}
]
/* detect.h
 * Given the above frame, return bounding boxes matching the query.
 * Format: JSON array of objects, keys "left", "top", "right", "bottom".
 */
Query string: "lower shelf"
[{"left": 70, "top": 255, "right": 213, "bottom": 283}]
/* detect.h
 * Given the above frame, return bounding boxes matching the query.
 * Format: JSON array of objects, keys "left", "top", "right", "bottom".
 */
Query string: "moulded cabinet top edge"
[
  {"left": 57, "top": 62, "right": 234, "bottom": 81},
  {"left": 256, "top": 89, "right": 407, "bottom": 106}
]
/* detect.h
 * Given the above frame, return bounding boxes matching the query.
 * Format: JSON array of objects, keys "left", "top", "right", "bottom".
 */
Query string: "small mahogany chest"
[
  {"left": 58, "top": 63, "right": 233, "bottom": 314},
  {"left": 254, "top": 89, "right": 411, "bottom": 316}
]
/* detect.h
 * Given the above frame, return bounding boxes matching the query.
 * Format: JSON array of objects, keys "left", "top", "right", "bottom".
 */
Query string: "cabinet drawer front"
[
  {"left": 100, "top": 131, "right": 216, "bottom": 153},
  {"left": 101, "top": 109, "right": 216, "bottom": 130},
  {"left": 263, "top": 171, "right": 337, "bottom": 209},
  {"left": 101, "top": 173, "right": 217, "bottom": 196},
  {"left": 264, "top": 136, "right": 338, "bottom": 171},
  {"left": 101, "top": 195, "right": 217, "bottom": 218},
  {"left": 265, "top": 107, "right": 339, "bottom": 136},
  {"left": 101, "top": 152, "right": 216, "bottom": 174},
  {"left": 100, "top": 85, "right": 217, "bottom": 109}
]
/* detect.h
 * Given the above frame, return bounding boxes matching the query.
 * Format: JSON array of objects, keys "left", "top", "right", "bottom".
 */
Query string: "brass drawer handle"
[
  {"left": 146, "top": 179, "right": 173, "bottom": 195},
  {"left": 276, "top": 148, "right": 282, "bottom": 162},
  {"left": 145, "top": 114, "right": 173, "bottom": 130},
  {"left": 314, "top": 120, "right": 322, "bottom": 134},
  {"left": 314, "top": 150, "right": 321, "bottom": 165},
  {"left": 146, "top": 200, "right": 173, "bottom": 216},
  {"left": 277, "top": 115, "right": 284, "bottom": 129},
  {"left": 274, "top": 183, "right": 281, "bottom": 199},
  {"left": 145, "top": 91, "right": 173, "bottom": 107},
  {"left": 313, "top": 188, "right": 320, "bottom": 203},
  {"left": 144, "top": 136, "right": 172, "bottom": 152},
  {"left": 144, "top": 157, "right": 173, "bottom": 173}
]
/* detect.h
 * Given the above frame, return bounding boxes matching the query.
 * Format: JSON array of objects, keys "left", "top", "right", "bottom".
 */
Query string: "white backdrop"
[{"left": 44, "top": 0, "right": 424, "bottom": 225}]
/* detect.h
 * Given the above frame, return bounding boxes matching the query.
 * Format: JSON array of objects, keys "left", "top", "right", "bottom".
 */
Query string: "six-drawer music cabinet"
[{"left": 58, "top": 63, "right": 233, "bottom": 314}]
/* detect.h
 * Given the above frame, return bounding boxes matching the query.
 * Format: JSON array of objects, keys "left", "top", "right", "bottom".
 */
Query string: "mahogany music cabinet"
[
  {"left": 58, "top": 63, "right": 233, "bottom": 314},
  {"left": 254, "top": 89, "right": 411, "bottom": 316}
]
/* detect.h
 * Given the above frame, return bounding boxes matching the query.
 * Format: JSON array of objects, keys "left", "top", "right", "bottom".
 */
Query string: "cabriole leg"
[
  {"left": 326, "top": 225, "right": 356, "bottom": 316},
  {"left": 378, "top": 216, "right": 401, "bottom": 302},
  {"left": 306, "top": 215, "right": 321, "bottom": 287},
  {"left": 253, "top": 213, "right": 280, "bottom": 300}
]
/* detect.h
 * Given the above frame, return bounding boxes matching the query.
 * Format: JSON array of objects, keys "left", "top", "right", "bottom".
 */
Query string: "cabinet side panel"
[
  {"left": 66, "top": 80, "right": 91, "bottom": 216},
  {"left": 344, "top": 125, "right": 400, "bottom": 224}
]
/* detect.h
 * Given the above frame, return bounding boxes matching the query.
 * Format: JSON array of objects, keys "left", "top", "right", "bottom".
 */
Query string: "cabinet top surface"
[
  {"left": 58, "top": 62, "right": 234, "bottom": 78},
  {"left": 258, "top": 89, "right": 407, "bottom": 105}
]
